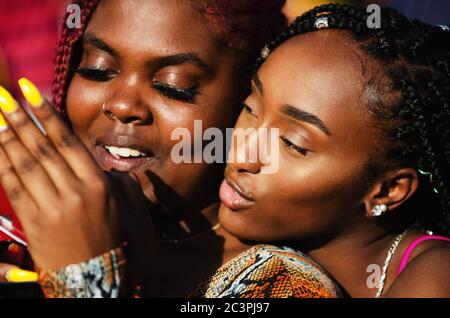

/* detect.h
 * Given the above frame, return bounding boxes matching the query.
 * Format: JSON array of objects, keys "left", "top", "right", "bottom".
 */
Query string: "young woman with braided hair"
[
  {"left": 0, "top": 0, "right": 344, "bottom": 298},
  {"left": 43, "top": 2, "right": 450, "bottom": 298},
  {"left": 0, "top": 0, "right": 331, "bottom": 298},
  {"left": 217, "top": 4, "right": 450, "bottom": 297},
  {"left": 2, "top": 2, "right": 448, "bottom": 298}
]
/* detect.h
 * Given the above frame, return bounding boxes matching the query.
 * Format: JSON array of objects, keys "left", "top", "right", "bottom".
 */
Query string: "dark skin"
[
  {"left": 68, "top": 0, "right": 239, "bottom": 210},
  {"left": 67, "top": 0, "right": 253, "bottom": 296},
  {"left": 0, "top": 0, "right": 252, "bottom": 295},
  {"left": 219, "top": 30, "right": 450, "bottom": 297},
  {"left": 2, "top": 2, "right": 446, "bottom": 297}
]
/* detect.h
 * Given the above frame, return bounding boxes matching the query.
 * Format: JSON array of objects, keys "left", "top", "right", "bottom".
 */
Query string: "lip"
[
  {"left": 94, "top": 134, "right": 156, "bottom": 172},
  {"left": 219, "top": 177, "right": 255, "bottom": 211}
]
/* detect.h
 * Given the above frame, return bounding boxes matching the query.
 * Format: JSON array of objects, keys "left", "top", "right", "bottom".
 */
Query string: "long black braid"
[{"left": 255, "top": 3, "right": 450, "bottom": 235}]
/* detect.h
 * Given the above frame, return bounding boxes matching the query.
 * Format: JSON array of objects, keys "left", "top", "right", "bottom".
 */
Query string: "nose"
[
  {"left": 103, "top": 98, "right": 152, "bottom": 125},
  {"left": 103, "top": 79, "right": 152, "bottom": 125},
  {"left": 228, "top": 128, "right": 262, "bottom": 174}
]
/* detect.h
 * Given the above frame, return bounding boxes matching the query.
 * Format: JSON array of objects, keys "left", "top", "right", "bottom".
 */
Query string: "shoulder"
[
  {"left": 385, "top": 244, "right": 450, "bottom": 297},
  {"left": 209, "top": 245, "right": 342, "bottom": 298}
]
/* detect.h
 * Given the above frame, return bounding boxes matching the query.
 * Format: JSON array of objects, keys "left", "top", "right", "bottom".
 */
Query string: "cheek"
[
  {"left": 66, "top": 77, "right": 107, "bottom": 137},
  {"left": 200, "top": 58, "right": 243, "bottom": 128},
  {"left": 148, "top": 96, "right": 236, "bottom": 201},
  {"left": 221, "top": 155, "right": 367, "bottom": 241},
  {"left": 154, "top": 66, "right": 241, "bottom": 152}
]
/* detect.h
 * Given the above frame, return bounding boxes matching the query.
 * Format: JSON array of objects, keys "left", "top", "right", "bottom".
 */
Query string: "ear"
[{"left": 363, "top": 168, "right": 419, "bottom": 217}]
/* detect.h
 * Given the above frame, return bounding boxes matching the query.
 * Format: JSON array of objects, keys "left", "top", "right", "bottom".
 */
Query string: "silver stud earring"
[{"left": 371, "top": 204, "right": 387, "bottom": 217}]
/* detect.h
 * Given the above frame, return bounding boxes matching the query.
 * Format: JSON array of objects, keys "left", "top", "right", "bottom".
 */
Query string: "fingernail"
[
  {"left": 0, "top": 112, "right": 7, "bottom": 131},
  {"left": 18, "top": 78, "right": 44, "bottom": 108},
  {"left": 5, "top": 268, "right": 38, "bottom": 282},
  {"left": 8, "top": 243, "right": 20, "bottom": 254},
  {"left": 0, "top": 85, "right": 18, "bottom": 113}
]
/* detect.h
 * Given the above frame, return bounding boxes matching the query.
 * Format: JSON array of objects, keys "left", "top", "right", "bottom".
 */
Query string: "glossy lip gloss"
[{"left": 219, "top": 179, "right": 254, "bottom": 211}]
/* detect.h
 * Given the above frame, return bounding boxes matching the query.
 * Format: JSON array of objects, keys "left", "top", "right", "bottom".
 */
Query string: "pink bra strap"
[{"left": 397, "top": 235, "right": 450, "bottom": 275}]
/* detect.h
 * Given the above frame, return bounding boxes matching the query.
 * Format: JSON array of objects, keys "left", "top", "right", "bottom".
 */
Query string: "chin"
[{"left": 218, "top": 204, "right": 266, "bottom": 242}]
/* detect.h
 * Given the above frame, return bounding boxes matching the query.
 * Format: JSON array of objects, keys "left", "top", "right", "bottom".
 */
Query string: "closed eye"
[
  {"left": 153, "top": 81, "right": 197, "bottom": 103},
  {"left": 242, "top": 102, "right": 257, "bottom": 117},
  {"left": 280, "top": 136, "right": 310, "bottom": 156},
  {"left": 74, "top": 67, "right": 117, "bottom": 82}
]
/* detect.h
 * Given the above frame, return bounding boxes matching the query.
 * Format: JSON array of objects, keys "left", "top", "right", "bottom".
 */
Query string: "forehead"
[
  {"left": 86, "top": 0, "right": 216, "bottom": 57},
  {"left": 259, "top": 30, "right": 370, "bottom": 139}
]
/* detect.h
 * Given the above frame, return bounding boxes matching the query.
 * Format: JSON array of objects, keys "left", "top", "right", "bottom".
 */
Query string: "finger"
[
  {"left": 0, "top": 86, "right": 79, "bottom": 191},
  {"left": 0, "top": 121, "right": 58, "bottom": 209},
  {"left": 6, "top": 243, "right": 27, "bottom": 266},
  {"left": 0, "top": 145, "right": 39, "bottom": 222},
  {"left": 0, "top": 263, "right": 19, "bottom": 282},
  {"left": 18, "top": 78, "right": 103, "bottom": 181}
]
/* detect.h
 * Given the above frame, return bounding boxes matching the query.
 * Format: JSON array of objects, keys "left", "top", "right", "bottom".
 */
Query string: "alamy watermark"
[
  {"left": 366, "top": 4, "right": 381, "bottom": 29},
  {"left": 170, "top": 120, "right": 280, "bottom": 174},
  {"left": 66, "top": 3, "right": 381, "bottom": 30},
  {"left": 366, "top": 263, "right": 382, "bottom": 290},
  {"left": 66, "top": 4, "right": 81, "bottom": 29}
]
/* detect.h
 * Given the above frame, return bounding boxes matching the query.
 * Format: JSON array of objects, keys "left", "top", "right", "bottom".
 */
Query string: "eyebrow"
[
  {"left": 281, "top": 105, "right": 331, "bottom": 136},
  {"left": 251, "top": 72, "right": 331, "bottom": 136},
  {"left": 83, "top": 32, "right": 119, "bottom": 58},
  {"left": 153, "top": 53, "right": 211, "bottom": 71},
  {"left": 82, "top": 32, "right": 211, "bottom": 71}
]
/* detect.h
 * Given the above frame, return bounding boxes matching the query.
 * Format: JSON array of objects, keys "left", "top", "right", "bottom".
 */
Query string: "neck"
[{"left": 302, "top": 224, "right": 398, "bottom": 297}]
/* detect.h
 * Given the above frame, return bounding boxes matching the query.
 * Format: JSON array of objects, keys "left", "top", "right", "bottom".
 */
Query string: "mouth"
[
  {"left": 94, "top": 134, "right": 156, "bottom": 172},
  {"left": 219, "top": 177, "right": 255, "bottom": 211}
]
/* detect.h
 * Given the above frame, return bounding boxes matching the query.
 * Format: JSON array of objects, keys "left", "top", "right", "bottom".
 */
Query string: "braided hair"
[
  {"left": 52, "top": 0, "right": 287, "bottom": 115},
  {"left": 256, "top": 3, "right": 450, "bottom": 235}
]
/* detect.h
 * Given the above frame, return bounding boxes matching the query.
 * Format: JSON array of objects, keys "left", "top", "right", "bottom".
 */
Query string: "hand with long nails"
[{"left": 0, "top": 79, "right": 154, "bottom": 271}]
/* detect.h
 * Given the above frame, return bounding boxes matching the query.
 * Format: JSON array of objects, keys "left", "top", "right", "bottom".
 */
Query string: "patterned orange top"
[
  {"left": 38, "top": 244, "right": 342, "bottom": 298},
  {"left": 191, "top": 244, "right": 342, "bottom": 298}
]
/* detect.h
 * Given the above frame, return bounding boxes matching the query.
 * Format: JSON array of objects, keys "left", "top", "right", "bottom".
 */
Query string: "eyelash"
[
  {"left": 152, "top": 81, "right": 198, "bottom": 103},
  {"left": 242, "top": 102, "right": 257, "bottom": 116},
  {"left": 280, "top": 136, "right": 310, "bottom": 156},
  {"left": 74, "top": 67, "right": 198, "bottom": 103},
  {"left": 242, "top": 102, "right": 309, "bottom": 157},
  {"left": 75, "top": 67, "right": 116, "bottom": 82}
]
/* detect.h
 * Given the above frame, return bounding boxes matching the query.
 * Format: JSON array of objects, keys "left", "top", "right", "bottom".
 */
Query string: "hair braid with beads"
[
  {"left": 255, "top": 3, "right": 450, "bottom": 235},
  {"left": 52, "top": 0, "right": 99, "bottom": 115}
]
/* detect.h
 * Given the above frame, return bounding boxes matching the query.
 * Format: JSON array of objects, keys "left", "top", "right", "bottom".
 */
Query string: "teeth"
[{"left": 105, "top": 146, "right": 147, "bottom": 158}]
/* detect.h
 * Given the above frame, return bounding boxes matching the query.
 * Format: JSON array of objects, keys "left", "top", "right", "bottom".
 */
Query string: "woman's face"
[
  {"left": 219, "top": 30, "right": 381, "bottom": 243},
  {"left": 66, "top": 0, "right": 242, "bottom": 208}
]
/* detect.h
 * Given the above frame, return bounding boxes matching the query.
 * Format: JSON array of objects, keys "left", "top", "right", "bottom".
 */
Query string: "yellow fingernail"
[
  {"left": 0, "top": 112, "right": 7, "bottom": 131},
  {"left": 5, "top": 268, "right": 38, "bottom": 282},
  {"left": 18, "top": 77, "right": 44, "bottom": 108},
  {"left": 0, "top": 85, "right": 18, "bottom": 113}
]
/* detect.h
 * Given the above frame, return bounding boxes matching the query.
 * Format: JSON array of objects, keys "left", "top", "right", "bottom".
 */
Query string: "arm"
[
  {"left": 0, "top": 79, "right": 153, "bottom": 296},
  {"left": 38, "top": 246, "right": 128, "bottom": 298},
  {"left": 384, "top": 245, "right": 450, "bottom": 298}
]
